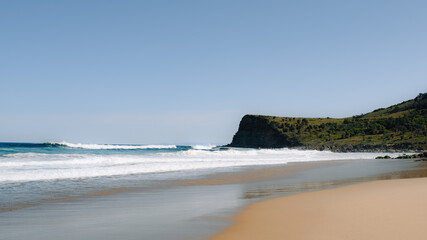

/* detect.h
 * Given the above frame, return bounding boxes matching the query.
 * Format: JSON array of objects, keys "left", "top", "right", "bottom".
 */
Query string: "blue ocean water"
[
  {"left": 0, "top": 142, "right": 407, "bottom": 212},
  {"left": 0, "top": 142, "right": 189, "bottom": 155}
]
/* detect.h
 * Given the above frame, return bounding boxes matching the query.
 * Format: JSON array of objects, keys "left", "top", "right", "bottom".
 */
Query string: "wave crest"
[
  {"left": 47, "top": 141, "right": 177, "bottom": 150},
  {"left": 190, "top": 144, "right": 217, "bottom": 150}
]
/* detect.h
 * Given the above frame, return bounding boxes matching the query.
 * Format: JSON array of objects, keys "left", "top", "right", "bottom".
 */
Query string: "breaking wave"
[
  {"left": 0, "top": 147, "right": 407, "bottom": 183},
  {"left": 45, "top": 141, "right": 177, "bottom": 150},
  {"left": 190, "top": 144, "right": 217, "bottom": 150}
]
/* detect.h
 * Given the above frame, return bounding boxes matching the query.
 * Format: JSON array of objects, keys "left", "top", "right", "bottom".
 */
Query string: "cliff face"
[
  {"left": 227, "top": 93, "right": 427, "bottom": 151},
  {"left": 227, "top": 115, "right": 301, "bottom": 148}
]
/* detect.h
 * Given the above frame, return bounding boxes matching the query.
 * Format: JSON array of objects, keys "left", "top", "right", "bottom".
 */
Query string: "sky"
[{"left": 1, "top": 0, "right": 426, "bottom": 144}]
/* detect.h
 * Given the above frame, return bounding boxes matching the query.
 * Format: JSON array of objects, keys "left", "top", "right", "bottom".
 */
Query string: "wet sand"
[
  {"left": 0, "top": 160, "right": 355, "bottom": 213},
  {"left": 209, "top": 176, "right": 427, "bottom": 240}
]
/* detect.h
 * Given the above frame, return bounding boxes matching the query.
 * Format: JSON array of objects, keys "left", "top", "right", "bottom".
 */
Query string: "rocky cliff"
[
  {"left": 227, "top": 93, "right": 427, "bottom": 152},
  {"left": 227, "top": 115, "right": 302, "bottom": 148}
]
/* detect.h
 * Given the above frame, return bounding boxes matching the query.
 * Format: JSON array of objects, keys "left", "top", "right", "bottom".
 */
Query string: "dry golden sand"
[{"left": 208, "top": 177, "right": 427, "bottom": 240}]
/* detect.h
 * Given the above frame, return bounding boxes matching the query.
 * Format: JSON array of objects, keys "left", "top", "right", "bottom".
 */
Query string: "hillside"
[{"left": 228, "top": 93, "right": 427, "bottom": 152}]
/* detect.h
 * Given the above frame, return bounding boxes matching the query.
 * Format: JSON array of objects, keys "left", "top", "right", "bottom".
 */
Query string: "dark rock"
[{"left": 227, "top": 115, "right": 302, "bottom": 148}]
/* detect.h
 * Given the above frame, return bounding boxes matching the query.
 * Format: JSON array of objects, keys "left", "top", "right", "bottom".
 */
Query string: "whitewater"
[
  {"left": 0, "top": 141, "right": 409, "bottom": 211},
  {"left": 0, "top": 141, "right": 406, "bottom": 183}
]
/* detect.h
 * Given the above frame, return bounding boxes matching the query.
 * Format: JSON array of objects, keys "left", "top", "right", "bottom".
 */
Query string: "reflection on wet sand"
[
  {"left": 243, "top": 163, "right": 427, "bottom": 199},
  {"left": 173, "top": 160, "right": 348, "bottom": 186}
]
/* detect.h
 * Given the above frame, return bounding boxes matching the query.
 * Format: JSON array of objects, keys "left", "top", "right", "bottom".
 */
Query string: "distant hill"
[{"left": 228, "top": 93, "right": 427, "bottom": 152}]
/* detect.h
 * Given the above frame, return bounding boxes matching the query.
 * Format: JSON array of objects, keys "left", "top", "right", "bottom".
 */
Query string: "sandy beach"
[{"left": 209, "top": 177, "right": 427, "bottom": 240}]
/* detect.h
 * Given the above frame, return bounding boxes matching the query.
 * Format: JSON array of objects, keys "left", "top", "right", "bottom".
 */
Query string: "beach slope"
[{"left": 209, "top": 177, "right": 427, "bottom": 240}]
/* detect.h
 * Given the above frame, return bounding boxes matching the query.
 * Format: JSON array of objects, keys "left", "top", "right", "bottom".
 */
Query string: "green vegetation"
[{"left": 249, "top": 93, "right": 427, "bottom": 151}]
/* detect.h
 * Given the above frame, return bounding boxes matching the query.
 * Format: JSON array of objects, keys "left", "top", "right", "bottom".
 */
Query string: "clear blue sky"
[{"left": 1, "top": 0, "right": 426, "bottom": 144}]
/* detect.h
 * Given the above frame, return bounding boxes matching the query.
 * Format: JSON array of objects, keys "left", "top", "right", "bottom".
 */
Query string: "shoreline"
[
  {"left": 223, "top": 145, "right": 426, "bottom": 154},
  {"left": 2, "top": 158, "right": 423, "bottom": 214},
  {"left": 208, "top": 177, "right": 427, "bottom": 240},
  {"left": 0, "top": 159, "right": 349, "bottom": 213},
  {"left": 2, "top": 159, "right": 427, "bottom": 240}
]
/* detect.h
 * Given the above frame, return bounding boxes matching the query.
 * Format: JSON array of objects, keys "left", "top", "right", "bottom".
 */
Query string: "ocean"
[
  {"left": 0, "top": 141, "right": 407, "bottom": 212},
  {"left": 1, "top": 142, "right": 423, "bottom": 240}
]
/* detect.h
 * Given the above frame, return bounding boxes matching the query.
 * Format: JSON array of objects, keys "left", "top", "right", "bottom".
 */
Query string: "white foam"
[
  {"left": 191, "top": 144, "right": 217, "bottom": 150},
  {"left": 54, "top": 141, "right": 177, "bottom": 150},
  {"left": 0, "top": 148, "right": 409, "bottom": 183}
]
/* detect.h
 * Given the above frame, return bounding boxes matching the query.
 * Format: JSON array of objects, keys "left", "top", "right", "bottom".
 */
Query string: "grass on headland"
[{"left": 251, "top": 93, "right": 427, "bottom": 151}]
